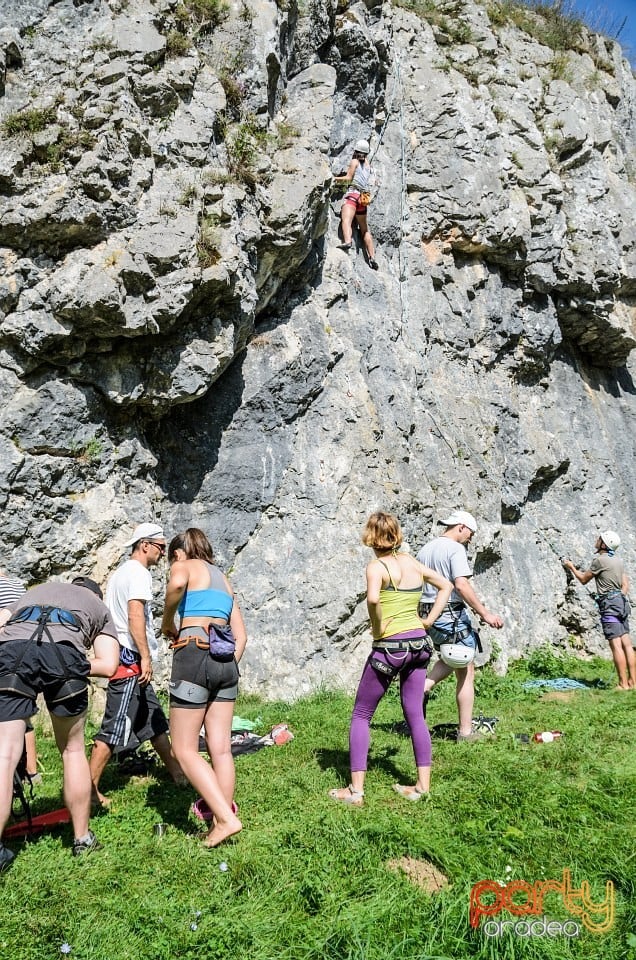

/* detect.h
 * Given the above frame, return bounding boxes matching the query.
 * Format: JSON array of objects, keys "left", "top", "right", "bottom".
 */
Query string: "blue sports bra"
[{"left": 178, "top": 563, "right": 233, "bottom": 620}]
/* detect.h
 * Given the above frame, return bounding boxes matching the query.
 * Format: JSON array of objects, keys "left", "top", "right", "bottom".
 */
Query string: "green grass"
[
  {"left": 487, "top": 0, "right": 586, "bottom": 52},
  {"left": 2, "top": 655, "right": 635, "bottom": 960}
]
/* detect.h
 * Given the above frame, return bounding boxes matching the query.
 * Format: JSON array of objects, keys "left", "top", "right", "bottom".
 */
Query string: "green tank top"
[{"left": 377, "top": 561, "right": 424, "bottom": 639}]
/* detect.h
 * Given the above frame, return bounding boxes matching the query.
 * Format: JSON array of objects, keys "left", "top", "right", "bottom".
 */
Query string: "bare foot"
[
  {"left": 91, "top": 791, "right": 111, "bottom": 809},
  {"left": 614, "top": 684, "right": 631, "bottom": 692},
  {"left": 202, "top": 816, "right": 242, "bottom": 848}
]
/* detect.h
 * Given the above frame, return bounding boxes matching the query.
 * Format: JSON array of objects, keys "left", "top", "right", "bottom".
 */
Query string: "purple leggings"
[{"left": 349, "top": 648, "right": 431, "bottom": 771}]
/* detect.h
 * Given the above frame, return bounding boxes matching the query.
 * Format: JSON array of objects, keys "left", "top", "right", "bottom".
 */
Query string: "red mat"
[{"left": 4, "top": 807, "right": 71, "bottom": 838}]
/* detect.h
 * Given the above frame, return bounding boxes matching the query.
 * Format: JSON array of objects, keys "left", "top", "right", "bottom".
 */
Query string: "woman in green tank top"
[{"left": 329, "top": 512, "right": 452, "bottom": 805}]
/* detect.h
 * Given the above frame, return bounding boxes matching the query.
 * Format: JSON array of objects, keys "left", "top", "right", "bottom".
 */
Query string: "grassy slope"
[{"left": 1, "top": 655, "right": 634, "bottom": 960}]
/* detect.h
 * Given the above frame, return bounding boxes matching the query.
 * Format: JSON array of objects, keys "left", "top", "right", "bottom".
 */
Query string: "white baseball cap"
[
  {"left": 439, "top": 510, "right": 478, "bottom": 533},
  {"left": 600, "top": 530, "right": 620, "bottom": 551},
  {"left": 123, "top": 522, "right": 165, "bottom": 548}
]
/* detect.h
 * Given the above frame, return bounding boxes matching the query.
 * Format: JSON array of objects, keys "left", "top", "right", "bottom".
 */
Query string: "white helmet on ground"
[
  {"left": 439, "top": 643, "right": 475, "bottom": 668},
  {"left": 601, "top": 530, "right": 620, "bottom": 551}
]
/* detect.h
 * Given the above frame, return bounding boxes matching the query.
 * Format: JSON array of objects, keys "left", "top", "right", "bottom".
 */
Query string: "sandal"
[
  {"left": 328, "top": 784, "right": 364, "bottom": 806},
  {"left": 191, "top": 798, "right": 239, "bottom": 821},
  {"left": 392, "top": 783, "right": 429, "bottom": 802}
]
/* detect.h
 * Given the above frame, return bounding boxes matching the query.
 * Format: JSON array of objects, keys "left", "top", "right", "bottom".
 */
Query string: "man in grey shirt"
[
  {"left": 0, "top": 577, "right": 119, "bottom": 870},
  {"left": 417, "top": 511, "right": 504, "bottom": 741},
  {"left": 562, "top": 530, "right": 634, "bottom": 690}
]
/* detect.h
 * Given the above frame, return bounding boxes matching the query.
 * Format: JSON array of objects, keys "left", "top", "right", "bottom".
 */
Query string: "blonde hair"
[{"left": 362, "top": 512, "right": 403, "bottom": 552}]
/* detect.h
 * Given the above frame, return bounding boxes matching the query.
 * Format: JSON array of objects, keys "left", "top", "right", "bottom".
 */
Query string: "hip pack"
[{"left": 208, "top": 623, "right": 235, "bottom": 660}]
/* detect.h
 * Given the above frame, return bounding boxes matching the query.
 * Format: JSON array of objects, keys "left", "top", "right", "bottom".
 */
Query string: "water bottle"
[{"left": 532, "top": 731, "right": 563, "bottom": 743}]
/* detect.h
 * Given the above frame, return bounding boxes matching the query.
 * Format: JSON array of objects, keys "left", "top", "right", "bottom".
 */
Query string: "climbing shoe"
[
  {"left": 337, "top": 241, "right": 352, "bottom": 251},
  {"left": 368, "top": 258, "right": 379, "bottom": 270},
  {"left": 0, "top": 842, "right": 15, "bottom": 873},
  {"left": 72, "top": 830, "right": 102, "bottom": 858}
]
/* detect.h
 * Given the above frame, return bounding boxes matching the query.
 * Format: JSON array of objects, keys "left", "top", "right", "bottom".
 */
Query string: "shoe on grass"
[
  {"left": 328, "top": 784, "right": 364, "bottom": 806},
  {"left": 392, "top": 783, "right": 429, "bottom": 801},
  {"left": 72, "top": 830, "right": 102, "bottom": 857},
  {"left": 457, "top": 730, "right": 482, "bottom": 743},
  {"left": 0, "top": 842, "right": 15, "bottom": 872}
]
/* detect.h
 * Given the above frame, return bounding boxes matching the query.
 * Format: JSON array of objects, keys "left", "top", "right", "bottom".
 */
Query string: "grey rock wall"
[{"left": 0, "top": 0, "right": 634, "bottom": 697}]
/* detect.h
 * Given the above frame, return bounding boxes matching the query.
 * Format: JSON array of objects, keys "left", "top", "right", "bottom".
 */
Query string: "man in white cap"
[
  {"left": 562, "top": 531, "right": 634, "bottom": 690},
  {"left": 417, "top": 511, "right": 504, "bottom": 741},
  {"left": 89, "top": 523, "right": 183, "bottom": 805}
]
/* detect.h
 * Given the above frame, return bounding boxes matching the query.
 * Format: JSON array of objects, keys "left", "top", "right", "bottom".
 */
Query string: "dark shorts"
[
  {"left": 598, "top": 593, "right": 631, "bottom": 641},
  {"left": 0, "top": 639, "right": 90, "bottom": 722},
  {"left": 94, "top": 677, "right": 169, "bottom": 752},
  {"left": 169, "top": 643, "right": 239, "bottom": 709}
]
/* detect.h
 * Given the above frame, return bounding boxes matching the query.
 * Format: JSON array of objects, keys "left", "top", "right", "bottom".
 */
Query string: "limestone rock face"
[{"left": 0, "top": 0, "right": 635, "bottom": 698}]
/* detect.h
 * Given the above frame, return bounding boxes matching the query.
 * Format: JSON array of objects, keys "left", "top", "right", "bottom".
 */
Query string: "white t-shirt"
[
  {"left": 105, "top": 558, "right": 158, "bottom": 659},
  {"left": 417, "top": 536, "right": 472, "bottom": 605}
]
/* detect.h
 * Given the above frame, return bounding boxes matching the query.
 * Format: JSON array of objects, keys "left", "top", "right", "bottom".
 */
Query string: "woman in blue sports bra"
[{"left": 161, "top": 527, "right": 247, "bottom": 847}]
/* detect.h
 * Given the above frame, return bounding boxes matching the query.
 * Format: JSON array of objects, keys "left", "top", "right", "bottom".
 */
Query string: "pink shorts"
[{"left": 344, "top": 194, "right": 367, "bottom": 216}]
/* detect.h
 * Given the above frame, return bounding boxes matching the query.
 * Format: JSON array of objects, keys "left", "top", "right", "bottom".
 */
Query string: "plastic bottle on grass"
[{"left": 532, "top": 730, "right": 563, "bottom": 743}]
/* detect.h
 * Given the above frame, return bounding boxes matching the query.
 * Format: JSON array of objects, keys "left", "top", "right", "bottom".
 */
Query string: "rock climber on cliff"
[
  {"left": 562, "top": 530, "right": 634, "bottom": 690},
  {"left": 333, "top": 139, "right": 378, "bottom": 270}
]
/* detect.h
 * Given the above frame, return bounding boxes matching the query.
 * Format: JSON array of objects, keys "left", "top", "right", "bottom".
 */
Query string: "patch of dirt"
[
  {"left": 540, "top": 691, "right": 576, "bottom": 702},
  {"left": 387, "top": 856, "right": 450, "bottom": 894}
]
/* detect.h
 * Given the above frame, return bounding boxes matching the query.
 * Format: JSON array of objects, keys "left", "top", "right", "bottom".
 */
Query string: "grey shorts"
[
  {"left": 598, "top": 593, "right": 631, "bottom": 641},
  {"left": 169, "top": 643, "right": 239, "bottom": 708},
  {"left": 94, "top": 677, "right": 169, "bottom": 752}
]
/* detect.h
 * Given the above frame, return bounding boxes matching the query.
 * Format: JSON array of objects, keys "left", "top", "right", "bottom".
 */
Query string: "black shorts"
[
  {"left": 0, "top": 639, "right": 89, "bottom": 721},
  {"left": 169, "top": 644, "right": 239, "bottom": 708},
  {"left": 94, "top": 677, "right": 169, "bottom": 752}
]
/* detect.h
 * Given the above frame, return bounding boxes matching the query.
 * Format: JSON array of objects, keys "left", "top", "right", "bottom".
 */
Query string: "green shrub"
[
  {"left": 165, "top": 29, "right": 191, "bottom": 57},
  {"left": 178, "top": 182, "right": 198, "bottom": 205},
  {"left": 3, "top": 106, "right": 57, "bottom": 136},
  {"left": 39, "top": 128, "right": 95, "bottom": 171},
  {"left": 202, "top": 168, "right": 232, "bottom": 186},
  {"left": 197, "top": 215, "right": 222, "bottom": 267},
  {"left": 219, "top": 69, "right": 245, "bottom": 116},
  {"left": 226, "top": 114, "right": 268, "bottom": 186},
  {"left": 175, "top": 0, "right": 229, "bottom": 32},
  {"left": 526, "top": 642, "right": 568, "bottom": 678}
]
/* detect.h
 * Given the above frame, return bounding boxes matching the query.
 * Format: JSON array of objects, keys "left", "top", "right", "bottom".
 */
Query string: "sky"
[{"left": 568, "top": 0, "right": 636, "bottom": 66}]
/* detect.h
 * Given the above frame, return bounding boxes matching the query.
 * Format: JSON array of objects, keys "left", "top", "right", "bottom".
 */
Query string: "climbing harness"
[
  {"left": 0, "top": 605, "right": 90, "bottom": 703},
  {"left": 169, "top": 633, "right": 211, "bottom": 652},
  {"left": 421, "top": 601, "right": 482, "bottom": 652}
]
